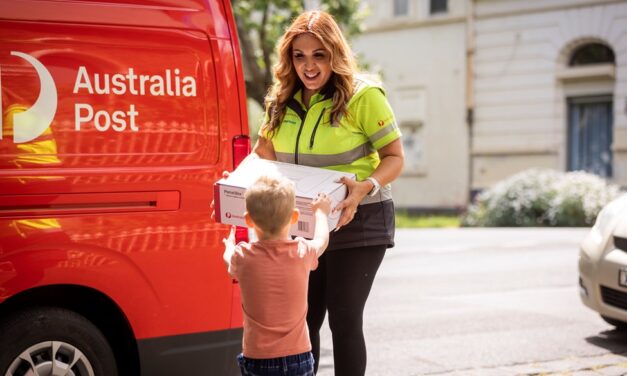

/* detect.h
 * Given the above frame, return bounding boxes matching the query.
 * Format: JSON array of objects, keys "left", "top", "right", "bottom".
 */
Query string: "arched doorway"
[{"left": 562, "top": 42, "right": 615, "bottom": 178}]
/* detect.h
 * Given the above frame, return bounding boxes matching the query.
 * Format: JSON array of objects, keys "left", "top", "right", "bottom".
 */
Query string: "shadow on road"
[{"left": 585, "top": 329, "right": 627, "bottom": 354}]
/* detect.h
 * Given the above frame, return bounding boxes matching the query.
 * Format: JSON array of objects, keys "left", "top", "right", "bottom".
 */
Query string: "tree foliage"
[{"left": 232, "top": 0, "right": 366, "bottom": 107}]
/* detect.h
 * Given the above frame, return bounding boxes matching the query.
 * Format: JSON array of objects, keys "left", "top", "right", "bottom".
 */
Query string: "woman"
[{"left": 252, "top": 10, "right": 404, "bottom": 375}]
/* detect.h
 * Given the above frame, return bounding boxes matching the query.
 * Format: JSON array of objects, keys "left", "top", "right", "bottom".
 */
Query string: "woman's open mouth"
[{"left": 304, "top": 72, "right": 320, "bottom": 80}]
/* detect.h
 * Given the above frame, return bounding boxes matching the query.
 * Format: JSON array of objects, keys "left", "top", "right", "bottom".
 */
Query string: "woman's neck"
[
  {"left": 254, "top": 226, "right": 292, "bottom": 241},
  {"left": 302, "top": 88, "right": 317, "bottom": 109}
]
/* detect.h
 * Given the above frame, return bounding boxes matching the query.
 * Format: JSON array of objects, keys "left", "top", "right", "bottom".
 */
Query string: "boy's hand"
[
  {"left": 312, "top": 193, "right": 332, "bottom": 216},
  {"left": 310, "top": 193, "right": 331, "bottom": 256}
]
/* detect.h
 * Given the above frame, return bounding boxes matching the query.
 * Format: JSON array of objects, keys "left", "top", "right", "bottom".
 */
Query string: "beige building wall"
[
  {"left": 353, "top": 0, "right": 470, "bottom": 209},
  {"left": 472, "top": 0, "right": 627, "bottom": 189}
]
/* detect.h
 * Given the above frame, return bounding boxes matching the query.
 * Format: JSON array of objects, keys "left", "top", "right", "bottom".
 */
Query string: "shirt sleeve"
[
  {"left": 354, "top": 87, "right": 402, "bottom": 150},
  {"left": 297, "top": 238, "right": 319, "bottom": 271},
  {"left": 227, "top": 243, "right": 246, "bottom": 279},
  {"left": 258, "top": 111, "right": 271, "bottom": 139}
]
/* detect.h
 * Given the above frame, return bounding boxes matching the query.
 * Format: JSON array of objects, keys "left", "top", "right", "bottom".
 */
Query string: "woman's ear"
[
  {"left": 290, "top": 208, "right": 300, "bottom": 224},
  {"left": 244, "top": 212, "right": 254, "bottom": 228}
]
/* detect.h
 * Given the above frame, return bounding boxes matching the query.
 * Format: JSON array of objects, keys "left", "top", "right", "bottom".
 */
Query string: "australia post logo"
[
  {"left": 1, "top": 51, "right": 57, "bottom": 143},
  {"left": 1, "top": 51, "right": 197, "bottom": 144}
]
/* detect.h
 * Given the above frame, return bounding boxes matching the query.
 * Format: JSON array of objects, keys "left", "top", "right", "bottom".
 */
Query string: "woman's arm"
[
  {"left": 249, "top": 136, "right": 277, "bottom": 161},
  {"left": 334, "top": 138, "right": 405, "bottom": 229},
  {"left": 369, "top": 138, "right": 405, "bottom": 187}
]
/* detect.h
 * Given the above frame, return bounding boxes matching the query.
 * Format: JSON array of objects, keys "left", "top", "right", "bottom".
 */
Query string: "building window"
[
  {"left": 430, "top": 0, "right": 448, "bottom": 14},
  {"left": 569, "top": 43, "right": 615, "bottom": 66},
  {"left": 393, "top": 0, "right": 409, "bottom": 17}
]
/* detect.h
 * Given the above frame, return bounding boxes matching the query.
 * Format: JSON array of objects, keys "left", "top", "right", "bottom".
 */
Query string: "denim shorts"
[{"left": 237, "top": 352, "right": 314, "bottom": 376}]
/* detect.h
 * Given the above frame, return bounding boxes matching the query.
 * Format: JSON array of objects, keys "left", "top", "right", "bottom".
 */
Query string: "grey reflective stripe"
[
  {"left": 275, "top": 143, "right": 375, "bottom": 168},
  {"left": 360, "top": 184, "right": 392, "bottom": 205},
  {"left": 369, "top": 122, "right": 398, "bottom": 144},
  {"left": 276, "top": 152, "right": 295, "bottom": 164}
]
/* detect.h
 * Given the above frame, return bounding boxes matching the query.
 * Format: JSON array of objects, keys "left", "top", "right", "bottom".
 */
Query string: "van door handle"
[{"left": 0, "top": 191, "right": 180, "bottom": 216}]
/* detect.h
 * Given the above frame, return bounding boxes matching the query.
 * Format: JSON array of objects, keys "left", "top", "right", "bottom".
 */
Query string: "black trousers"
[{"left": 306, "top": 245, "right": 386, "bottom": 376}]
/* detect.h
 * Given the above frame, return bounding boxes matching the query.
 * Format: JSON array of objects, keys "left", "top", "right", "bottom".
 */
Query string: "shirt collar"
[{"left": 294, "top": 85, "right": 334, "bottom": 108}]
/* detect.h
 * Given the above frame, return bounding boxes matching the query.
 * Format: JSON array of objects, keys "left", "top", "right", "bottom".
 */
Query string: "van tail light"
[
  {"left": 232, "top": 135, "right": 251, "bottom": 245},
  {"left": 232, "top": 135, "right": 250, "bottom": 169},
  {"left": 235, "top": 227, "right": 248, "bottom": 244}
]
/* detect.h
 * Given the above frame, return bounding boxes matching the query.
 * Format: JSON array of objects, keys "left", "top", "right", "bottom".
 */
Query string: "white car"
[{"left": 579, "top": 194, "right": 627, "bottom": 329}]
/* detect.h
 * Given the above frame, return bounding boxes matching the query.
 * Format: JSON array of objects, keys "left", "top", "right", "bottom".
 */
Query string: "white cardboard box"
[{"left": 214, "top": 159, "right": 355, "bottom": 238}]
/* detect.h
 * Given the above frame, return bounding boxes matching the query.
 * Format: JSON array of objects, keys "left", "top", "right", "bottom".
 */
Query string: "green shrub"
[{"left": 462, "top": 169, "right": 621, "bottom": 227}]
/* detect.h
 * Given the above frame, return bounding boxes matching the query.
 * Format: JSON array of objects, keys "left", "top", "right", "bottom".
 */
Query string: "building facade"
[{"left": 354, "top": 0, "right": 627, "bottom": 210}]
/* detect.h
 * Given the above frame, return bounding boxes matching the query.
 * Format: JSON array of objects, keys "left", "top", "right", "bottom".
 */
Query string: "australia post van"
[{"left": 0, "top": 1, "right": 250, "bottom": 375}]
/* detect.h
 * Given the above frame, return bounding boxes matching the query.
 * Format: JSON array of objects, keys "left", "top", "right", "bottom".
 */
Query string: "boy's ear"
[
  {"left": 244, "top": 212, "right": 254, "bottom": 228},
  {"left": 290, "top": 208, "right": 300, "bottom": 224}
]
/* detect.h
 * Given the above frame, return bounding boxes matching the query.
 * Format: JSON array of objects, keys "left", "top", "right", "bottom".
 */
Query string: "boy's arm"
[{"left": 309, "top": 193, "right": 332, "bottom": 257}]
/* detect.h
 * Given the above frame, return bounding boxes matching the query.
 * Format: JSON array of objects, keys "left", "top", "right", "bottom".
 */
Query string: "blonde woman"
[{"left": 252, "top": 10, "right": 404, "bottom": 375}]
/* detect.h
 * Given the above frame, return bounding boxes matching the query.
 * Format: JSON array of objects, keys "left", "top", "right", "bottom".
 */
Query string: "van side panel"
[
  {"left": 1, "top": 0, "right": 231, "bottom": 38},
  {"left": 0, "top": 0, "right": 245, "bottom": 373},
  {"left": 0, "top": 17, "right": 231, "bottom": 336}
]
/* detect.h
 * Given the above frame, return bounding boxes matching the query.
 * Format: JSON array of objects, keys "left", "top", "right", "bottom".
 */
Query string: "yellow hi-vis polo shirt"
[{"left": 261, "top": 77, "right": 401, "bottom": 203}]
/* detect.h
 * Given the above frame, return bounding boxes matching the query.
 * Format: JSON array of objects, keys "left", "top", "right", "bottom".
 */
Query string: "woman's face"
[{"left": 292, "top": 33, "right": 332, "bottom": 94}]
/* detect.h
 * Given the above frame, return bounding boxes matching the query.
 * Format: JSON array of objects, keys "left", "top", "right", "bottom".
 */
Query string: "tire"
[
  {"left": 601, "top": 315, "right": 627, "bottom": 331},
  {"left": 0, "top": 307, "right": 118, "bottom": 376}
]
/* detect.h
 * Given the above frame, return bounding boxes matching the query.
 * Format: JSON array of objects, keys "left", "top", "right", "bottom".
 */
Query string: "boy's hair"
[{"left": 245, "top": 175, "right": 295, "bottom": 235}]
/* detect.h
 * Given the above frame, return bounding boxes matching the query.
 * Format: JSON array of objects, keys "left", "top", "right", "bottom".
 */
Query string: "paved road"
[{"left": 316, "top": 228, "right": 627, "bottom": 376}]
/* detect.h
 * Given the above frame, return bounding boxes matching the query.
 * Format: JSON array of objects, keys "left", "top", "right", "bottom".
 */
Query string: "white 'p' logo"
[{"left": 1, "top": 51, "right": 58, "bottom": 143}]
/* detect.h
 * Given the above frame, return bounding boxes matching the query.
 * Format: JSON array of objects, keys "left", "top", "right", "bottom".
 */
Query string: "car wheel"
[
  {"left": 0, "top": 307, "right": 117, "bottom": 376},
  {"left": 601, "top": 315, "right": 627, "bottom": 331}
]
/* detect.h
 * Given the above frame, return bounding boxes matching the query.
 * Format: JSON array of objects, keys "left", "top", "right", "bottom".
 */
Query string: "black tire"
[
  {"left": 601, "top": 315, "right": 627, "bottom": 331},
  {"left": 0, "top": 307, "right": 118, "bottom": 376}
]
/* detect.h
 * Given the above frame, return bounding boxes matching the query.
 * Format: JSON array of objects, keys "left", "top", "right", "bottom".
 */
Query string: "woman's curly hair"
[{"left": 263, "top": 10, "right": 357, "bottom": 137}]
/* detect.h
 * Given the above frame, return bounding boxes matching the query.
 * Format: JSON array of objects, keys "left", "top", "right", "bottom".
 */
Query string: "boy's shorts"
[{"left": 236, "top": 352, "right": 314, "bottom": 376}]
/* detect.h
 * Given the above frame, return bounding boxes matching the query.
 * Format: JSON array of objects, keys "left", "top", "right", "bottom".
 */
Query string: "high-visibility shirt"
[{"left": 261, "top": 77, "right": 401, "bottom": 204}]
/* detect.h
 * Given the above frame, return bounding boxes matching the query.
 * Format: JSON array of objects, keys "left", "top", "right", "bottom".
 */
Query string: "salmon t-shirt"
[{"left": 228, "top": 238, "right": 319, "bottom": 359}]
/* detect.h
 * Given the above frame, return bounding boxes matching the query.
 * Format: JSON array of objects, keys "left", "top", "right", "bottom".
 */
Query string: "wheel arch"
[{"left": 0, "top": 284, "right": 140, "bottom": 376}]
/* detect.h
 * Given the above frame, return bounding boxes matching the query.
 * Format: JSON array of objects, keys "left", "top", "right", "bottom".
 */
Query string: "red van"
[{"left": 0, "top": 1, "right": 249, "bottom": 375}]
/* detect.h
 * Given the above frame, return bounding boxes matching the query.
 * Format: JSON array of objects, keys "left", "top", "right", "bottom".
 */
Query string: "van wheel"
[
  {"left": 0, "top": 307, "right": 117, "bottom": 376},
  {"left": 601, "top": 315, "right": 627, "bottom": 331}
]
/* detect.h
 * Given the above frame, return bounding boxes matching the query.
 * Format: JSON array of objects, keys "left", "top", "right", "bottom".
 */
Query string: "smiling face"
[{"left": 292, "top": 33, "right": 332, "bottom": 101}]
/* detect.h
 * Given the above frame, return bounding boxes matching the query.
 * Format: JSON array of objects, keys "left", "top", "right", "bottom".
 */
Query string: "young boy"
[{"left": 222, "top": 175, "right": 331, "bottom": 376}]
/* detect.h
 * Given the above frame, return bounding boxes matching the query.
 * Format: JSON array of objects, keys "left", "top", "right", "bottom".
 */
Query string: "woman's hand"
[
  {"left": 333, "top": 177, "right": 374, "bottom": 231},
  {"left": 327, "top": 138, "right": 405, "bottom": 229}
]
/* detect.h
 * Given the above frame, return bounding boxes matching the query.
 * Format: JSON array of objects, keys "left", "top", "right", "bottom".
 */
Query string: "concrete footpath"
[{"left": 429, "top": 352, "right": 627, "bottom": 376}]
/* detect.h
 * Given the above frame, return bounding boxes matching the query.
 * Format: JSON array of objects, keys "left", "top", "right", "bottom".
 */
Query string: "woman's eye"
[
  {"left": 314, "top": 53, "right": 326, "bottom": 59},
  {"left": 293, "top": 54, "right": 303, "bottom": 59}
]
